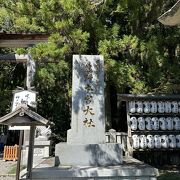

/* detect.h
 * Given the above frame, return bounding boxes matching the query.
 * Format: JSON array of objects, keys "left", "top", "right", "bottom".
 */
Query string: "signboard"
[
  {"left": 9, "top": 126, "right": 30, "bottom": 130},
  {"left": 34, "top": 148, "right": 44, "bottom": 157},
  {"left": 11, "top": 90, "right": 36, "bottom": 111},
  {"left": 9, "top": 90, "right": 37, "bottom": 130}
]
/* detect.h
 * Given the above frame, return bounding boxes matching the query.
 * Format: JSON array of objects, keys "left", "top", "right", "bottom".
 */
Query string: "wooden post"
[
  {"left": 27, "top": 125, "right": 36, "bottom": 180},
  {"left": 126, "top": 101, "right": 133, "bottom": 156},
  {"left": 16, "top": 130, "right": 24, "bottom": 180}
]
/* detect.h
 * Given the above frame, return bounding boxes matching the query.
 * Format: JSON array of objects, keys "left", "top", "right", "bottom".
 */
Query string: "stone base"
[
  {"left": 25, "top": 157, "right": 159, "bottom": 180},
  {"left": 55, "top": 143, "right": 123, "bottom": 166},
  {"left": 21, "top": 140, "right": 51, "bottom": 166}
]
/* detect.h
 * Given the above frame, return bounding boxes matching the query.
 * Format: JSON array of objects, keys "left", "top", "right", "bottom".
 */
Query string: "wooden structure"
[
  {"left": 118, "top": 94, "right": 180, "bottom": 167},
  {"left": 0, "top": 105, "right": 52, "bottom": 180},
  {"left": 158, "top": 0, "right": 180, "bottom": 26},
  {"left": 0, "top": 31, "right": 51, "bottom": 180},
  {"left": 0, "top": 32, "right": 48, "bottom": 47},
  {"left": 3, "top": 144, "right": 19, "bottom": 161},
  {"left": 0, "top": 54, "right": 30, "bottom": 63}
]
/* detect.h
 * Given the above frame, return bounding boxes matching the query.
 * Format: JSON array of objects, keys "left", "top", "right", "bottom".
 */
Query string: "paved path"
[{"left": 0, "top": 153, "right": 16, "bottom": 180}]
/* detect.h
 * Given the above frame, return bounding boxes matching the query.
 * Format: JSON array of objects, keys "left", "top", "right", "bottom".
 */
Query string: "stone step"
[{"left": 30, "top": 157, "right": 158, "bottom": 180}]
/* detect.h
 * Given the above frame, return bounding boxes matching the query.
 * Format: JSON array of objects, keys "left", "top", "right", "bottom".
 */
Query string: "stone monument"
[
  {"left": 55, "top": 55, "right": 122, "bottom": 166},
  {"left": 67, "top": 55, "right": 105, "bottom": 144}
]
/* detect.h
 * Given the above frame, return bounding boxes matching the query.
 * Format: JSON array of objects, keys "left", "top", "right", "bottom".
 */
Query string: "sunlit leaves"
[{"left": 0, "top": 0, "right": 179, "bottom": 137}]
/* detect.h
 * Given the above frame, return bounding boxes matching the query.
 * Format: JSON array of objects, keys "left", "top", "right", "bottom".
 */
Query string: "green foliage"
[
  {"left": 158, "top": 172, "right": 180, "bottom": 180},
  {"left": 35, "top": 60, "right": 71, "bottom": 138},
  {"left": 98, "top": 0, "right": 179, "bottom": 94},
  {"left": 0, "top": 61, "right": 26, "bottom": 116},
  {"left": 0, "top": 0, "right": 179, "bottom": 138}
]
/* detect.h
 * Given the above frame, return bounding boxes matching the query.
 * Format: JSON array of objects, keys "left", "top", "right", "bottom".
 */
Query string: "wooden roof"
[
  {"left": 0, "top": 105, "right": 52, "bottom": 126},
  {"left": 158, "top": 0, "right": 180, "bottom": 26},
  {"left": 0, "top": 54, "right": 28, "bottom": 62},
  {"left": 0, "top": 32, "right": 49, "bottom": 48},
  {"left": 118, "top": 94, "right": 180, "bottom": 101}
]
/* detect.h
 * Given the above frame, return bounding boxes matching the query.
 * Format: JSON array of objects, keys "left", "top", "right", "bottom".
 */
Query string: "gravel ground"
[{"left": 0, "top": 153, "right": 16, "bottom": 179}]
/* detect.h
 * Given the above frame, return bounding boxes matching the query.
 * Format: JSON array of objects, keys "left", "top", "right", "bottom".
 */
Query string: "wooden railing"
[{"left": 3, "top": 144, "right": 19, "bottom": 161}]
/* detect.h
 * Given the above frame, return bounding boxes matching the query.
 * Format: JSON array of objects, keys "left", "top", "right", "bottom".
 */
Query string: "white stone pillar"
[{"left": 67, "top": 55, "right": 105, "bottom": 144}]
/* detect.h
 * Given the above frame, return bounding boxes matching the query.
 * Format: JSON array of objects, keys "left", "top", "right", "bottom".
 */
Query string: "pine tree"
[{"left": 0, "top": 0, "right": 179, "bottom": 135}]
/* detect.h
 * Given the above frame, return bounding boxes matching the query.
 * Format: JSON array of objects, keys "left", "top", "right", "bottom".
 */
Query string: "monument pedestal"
[{"left": 55, "top": 143, "right": 123, "bottom": 166}]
